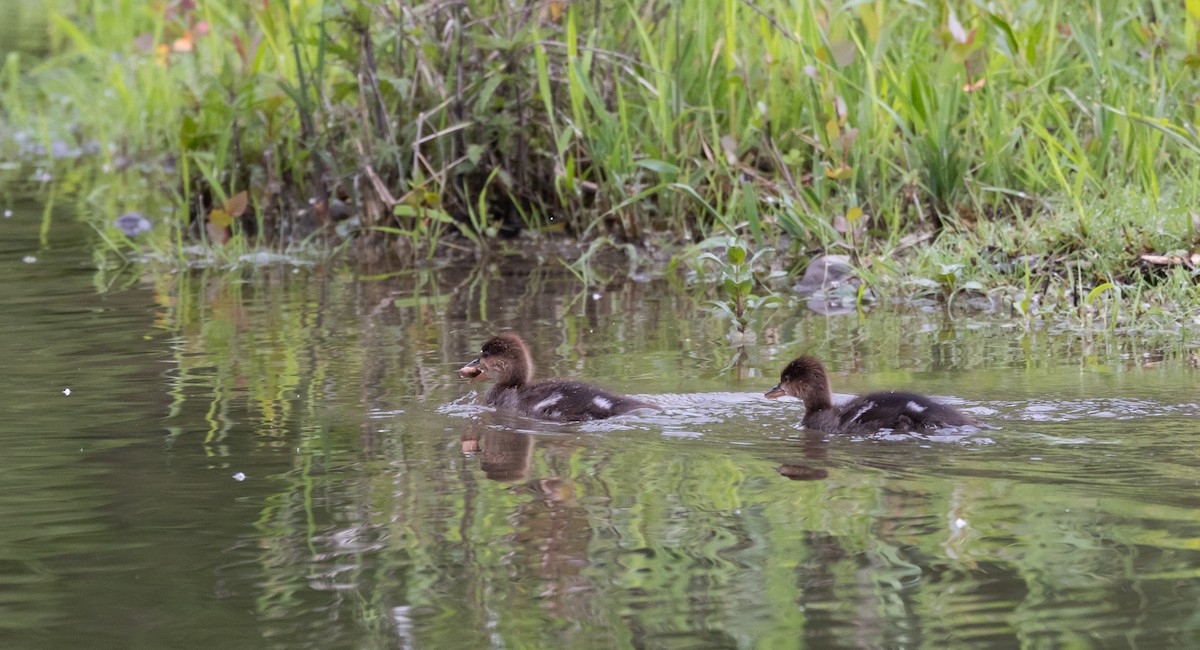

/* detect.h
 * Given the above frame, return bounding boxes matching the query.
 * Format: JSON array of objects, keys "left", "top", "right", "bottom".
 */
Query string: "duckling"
[
  {"left": 765, "top": 355, "right": 975, "bottom": 434},
  {"left": 459, "top": 332, "right": 658, "bottom": 422}
]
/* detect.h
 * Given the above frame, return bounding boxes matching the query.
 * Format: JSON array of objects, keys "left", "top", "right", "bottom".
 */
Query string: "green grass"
[{"left": 3, "top": 0, "right": 1200, "bottom": 321}]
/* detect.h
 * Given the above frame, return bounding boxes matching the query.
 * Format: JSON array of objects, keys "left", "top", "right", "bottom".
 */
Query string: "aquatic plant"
[{"left": 697, "top": 238, "right": 780, "bottom": 343}]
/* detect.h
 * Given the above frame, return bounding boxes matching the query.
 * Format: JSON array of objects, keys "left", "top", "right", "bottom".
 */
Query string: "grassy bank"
[{"left": 3, "top": 1, "right": 1200, "bottom": 322}]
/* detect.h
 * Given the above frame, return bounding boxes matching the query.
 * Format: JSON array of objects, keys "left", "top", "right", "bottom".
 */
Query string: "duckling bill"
[
  {"left": 766, "top": 355, "right": 975, "bottom": 435},
  {"left": 459, "top": 332, "right": 658, "bottom": 422}
]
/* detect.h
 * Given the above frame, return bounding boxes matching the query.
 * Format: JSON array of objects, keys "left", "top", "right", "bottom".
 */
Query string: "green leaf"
[
  {"left": 475, "top": 73, "right": 505, "bottom": 111},
  {"left": 748, "top": 247, "right": 775, "bottom": 267},
  {"left": 726, "top": 244, "right": 746, "bottom": 265},
  {"left": 709, "top": 300, "right": 738, "bottom": 321},
  {"left": 988, "top": 13, "right": 1020, "bottom": 58},
  {"left": 179, "top": 114, "right": 199, "bottom": 149},
  {"left": 937, "top": 263, "right": 964, "bottom": 279},
  {"left": 723, "top": 278, "right": 738, "bottom": 297},
  {"left": 747, "top": 295, "right": 782, "bottom": 310},
  {"left": 1085, "top": 282, "right": 1115, "bottom": 305},
  {"left": 635, "top": 158, "right": 681, "bottom": 174},
  {"left": 424, "top": 209, "right": 455, "bottom": 224},
  {"left": 737, "top": 278, "right": 753, "bottom": 297},
  {"left": 467, "top": 144, "right": 485, "bottom": 165}
]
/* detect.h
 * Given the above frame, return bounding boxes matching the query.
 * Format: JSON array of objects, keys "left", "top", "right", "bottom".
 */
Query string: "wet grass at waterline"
[{"left": 4, "top": 0, "right": 1200, "bottom": 321}]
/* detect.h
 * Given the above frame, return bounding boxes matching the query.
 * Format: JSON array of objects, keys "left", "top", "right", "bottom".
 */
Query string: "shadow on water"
[{"left": 4, "top": 207, "right": 1200, "bottom": 647}]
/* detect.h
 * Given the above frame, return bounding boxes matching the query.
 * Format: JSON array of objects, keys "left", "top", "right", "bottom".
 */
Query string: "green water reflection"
[{"left": 3, "top": 206, "right": 1200, "bottom": 648}]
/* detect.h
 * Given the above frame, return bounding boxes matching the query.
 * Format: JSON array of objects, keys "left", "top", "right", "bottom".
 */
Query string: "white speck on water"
[
  {"left": 22, "top": 255, "right": 36, "bottom": 263},
  {"left": 1030, "top": 457, "right": 1042, "bottom": 461},
  {"left": 952, "top": 517, "right": 968, "bottom": 530},
  {"left": 62, "top": 388, "right": 71, "bottom": 396},
  {"left": 233, "top": 472, "right": 246, "bottom": 481},
  {"left": 3, "top": 210, "right": 11, "bottom": 217},
  {"left": 591, "top": 292, "right": 602, "bottom": 300}
]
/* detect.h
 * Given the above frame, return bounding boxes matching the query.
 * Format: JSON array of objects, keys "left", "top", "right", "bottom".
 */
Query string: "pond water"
[{"left": 4, "top": 203, "right": 1200, "bottom": 649}]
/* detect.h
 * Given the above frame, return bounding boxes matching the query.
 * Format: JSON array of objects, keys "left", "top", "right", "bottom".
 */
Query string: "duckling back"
[
  {"left": 490, "top": 380, "right": 658, "bottom": 422},
  {"left": 829, "top": 390, "right": 975, "bottom": 434}
]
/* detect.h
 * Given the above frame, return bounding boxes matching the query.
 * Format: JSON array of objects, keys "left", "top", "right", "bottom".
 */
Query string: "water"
[{"left": 3, "top": 205, "right": 1200, "bottom": 648}]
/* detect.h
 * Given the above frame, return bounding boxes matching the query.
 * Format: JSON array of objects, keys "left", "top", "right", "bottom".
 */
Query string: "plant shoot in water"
[{"left": 698, "top": 238, "right": 781, "bottom": 344}]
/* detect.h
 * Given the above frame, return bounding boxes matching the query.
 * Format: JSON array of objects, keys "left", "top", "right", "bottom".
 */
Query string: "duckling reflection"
[
  {"left": 775, "top": 430, "right": 832, "bottom": 481},
  {"left": 458, "top": 422, "right": 593, "bottom": 611},
  {"left": 460, "top": 425, "right": 534, "bottom": 483},
  {"left": 776, "top": 464, "right": 830, "bottom": 481}
]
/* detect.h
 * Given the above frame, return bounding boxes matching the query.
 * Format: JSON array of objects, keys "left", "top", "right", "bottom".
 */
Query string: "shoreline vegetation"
[{"left": 3, "top": 1, "right": 1200, "bottom": 329}]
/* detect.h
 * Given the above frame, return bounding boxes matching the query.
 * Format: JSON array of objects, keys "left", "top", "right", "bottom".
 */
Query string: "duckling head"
[
  {"left": 459, "top": 332, "right": 535, "bottom": 388},
  {"left": 765, "top": 355, "right": 831, "bottom": 405}
]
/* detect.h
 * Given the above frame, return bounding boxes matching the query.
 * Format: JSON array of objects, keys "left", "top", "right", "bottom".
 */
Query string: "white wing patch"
[
  {"left": 592, "top": 396, "right": 613, "bottom": 411},
  {"left": 848, "top": 400, "right": 876, "bottom": 423},
  {"left": 534, "top": 393, "right": 564, "bottom": 412},
  {"left": 906, "top": 400, "right": 927, "bottom": 413}
]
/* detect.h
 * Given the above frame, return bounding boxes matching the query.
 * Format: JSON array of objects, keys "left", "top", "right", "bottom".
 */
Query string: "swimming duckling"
[
  {"left": 459, "top": 332, "right": 658, "bottom": 422},
  {"left": 765, "top": 355, "right": 975, "bottom": 434}
]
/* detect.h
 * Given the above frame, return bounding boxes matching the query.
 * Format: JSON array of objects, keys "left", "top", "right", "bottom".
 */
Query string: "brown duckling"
[
  {"left": 765, "top": 356, "right": 975, "bottom": 434},
  {"left": 459, "top": 332, "right": 658, "bottom": 422}
]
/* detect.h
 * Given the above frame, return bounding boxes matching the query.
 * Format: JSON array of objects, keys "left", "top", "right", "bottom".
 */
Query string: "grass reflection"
[{"left": 142, "top": 261, "right": 1200, "bottom": 648}]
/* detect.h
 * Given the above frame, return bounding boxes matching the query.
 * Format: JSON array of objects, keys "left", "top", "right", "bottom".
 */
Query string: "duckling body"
[
  {"left": 460, "top": 332, "right": 657, "bottom": 422},
  {"left": 766, "top": 356, "right": 975, "bottom": 435}
]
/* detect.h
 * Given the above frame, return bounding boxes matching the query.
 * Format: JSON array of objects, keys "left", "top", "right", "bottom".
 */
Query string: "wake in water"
[{"left": 442, "top": 387, "right": 1200, "bottom": 447}]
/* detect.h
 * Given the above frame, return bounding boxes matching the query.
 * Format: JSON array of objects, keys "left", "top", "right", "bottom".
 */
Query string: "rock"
[{"left": 793, "top": 254, "right": 858, "bottom": 297}]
